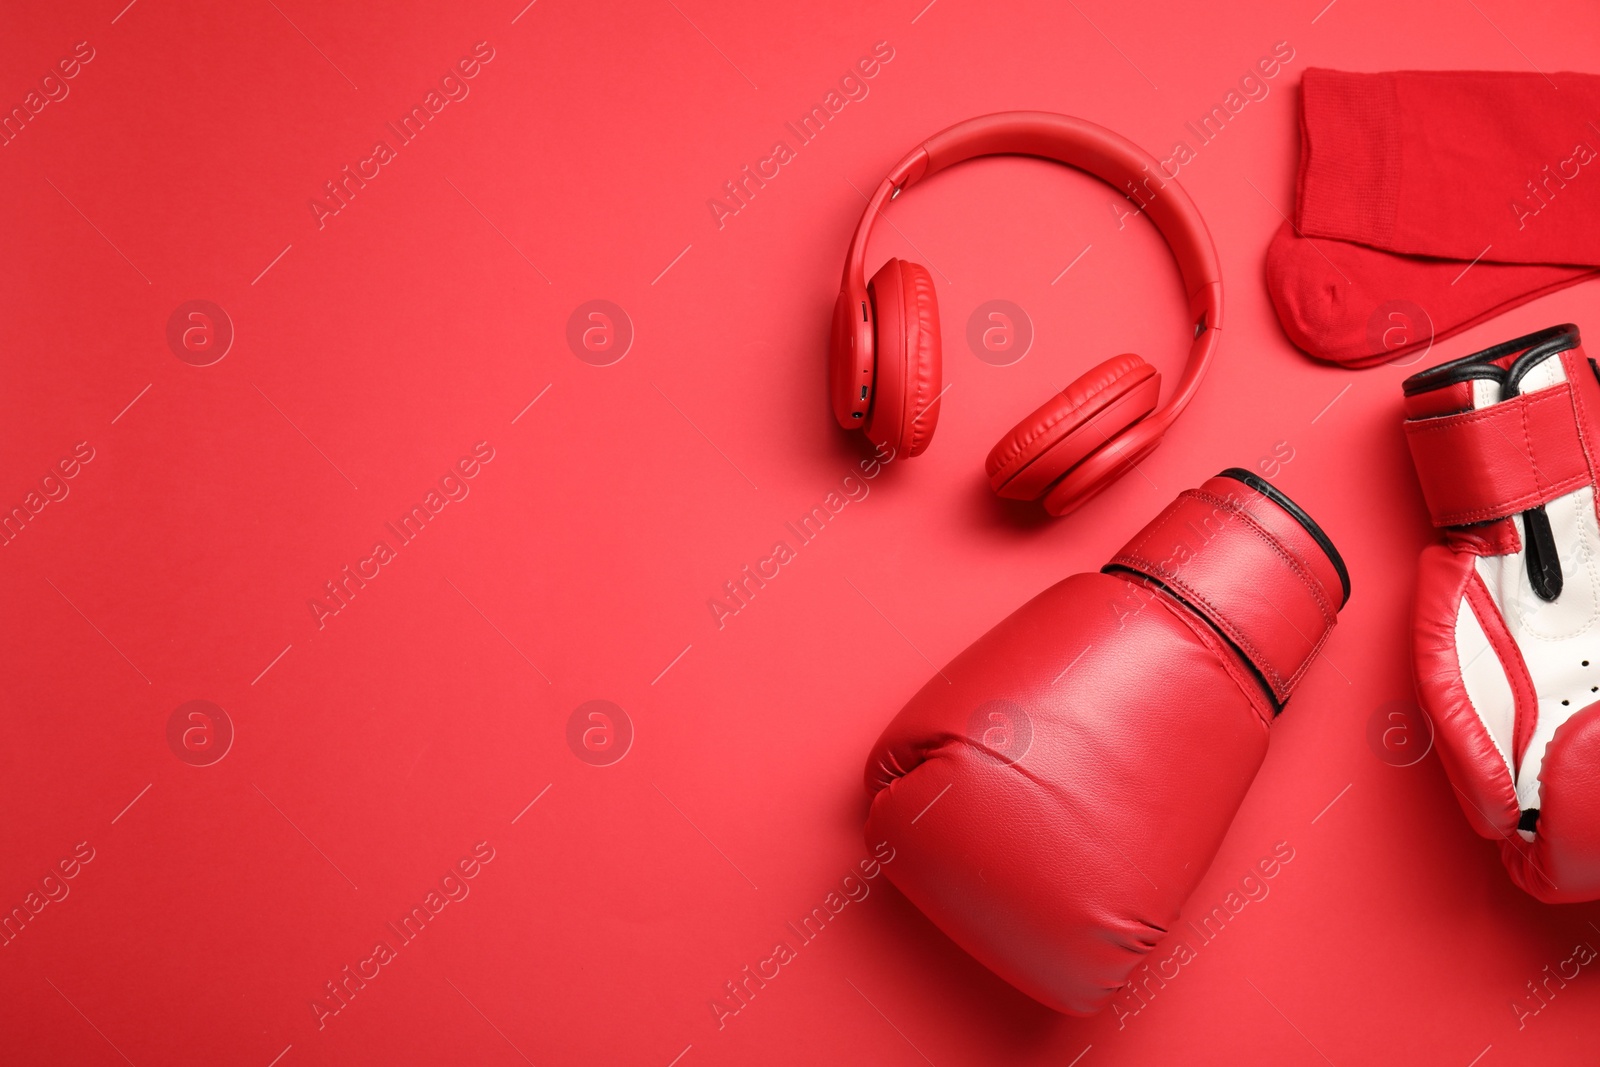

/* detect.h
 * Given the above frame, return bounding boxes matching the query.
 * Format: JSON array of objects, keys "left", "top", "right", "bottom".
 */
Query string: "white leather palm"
[{"left": 1457, "top": 357, "right": 1600, "bottom": 813}]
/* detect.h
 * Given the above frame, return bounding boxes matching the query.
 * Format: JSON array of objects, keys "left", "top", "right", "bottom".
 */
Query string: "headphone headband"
[{"left": 839, "top": 111, "right": 1223, "bottom": 434}]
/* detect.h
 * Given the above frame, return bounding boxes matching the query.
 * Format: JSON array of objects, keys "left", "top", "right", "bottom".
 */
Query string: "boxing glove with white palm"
[{"left": 1405, "top": 323, "right": 1600, "bottom": 903}]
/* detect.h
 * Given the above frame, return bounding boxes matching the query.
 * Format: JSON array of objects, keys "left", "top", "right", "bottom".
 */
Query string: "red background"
[{"left": 3, "top": 0, "right": 1600, "bottom": 1063}]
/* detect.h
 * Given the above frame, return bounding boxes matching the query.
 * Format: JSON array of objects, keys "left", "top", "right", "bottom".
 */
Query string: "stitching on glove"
[
  {"left": 1111, "top": 489, "right": 1335, "bottom": 698},
  {"left": 1520, "top": 397, "right": 1546, "bottom": 495},
  {"left": 1192, "top": 489, "right": 1337, "bottom": 694},
  {"left": 1403, "top": 384, "right": 1570, "bottom": 435},
  {"left": 1406, "top": 387, "right": 1587, "bottom": 524},
  {"left": 1431, "top": 472, "right": 1588, "bottom": 527}
]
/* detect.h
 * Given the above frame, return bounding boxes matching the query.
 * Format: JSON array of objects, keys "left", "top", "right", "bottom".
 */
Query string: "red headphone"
[{"left": 828, "top": 112, "right": 1224, "bottom": 517}]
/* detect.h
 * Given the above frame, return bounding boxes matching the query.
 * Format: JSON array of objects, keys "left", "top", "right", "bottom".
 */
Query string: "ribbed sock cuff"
[{"left": 1296, "top": 68, "right": 1401, "bottom": 247}]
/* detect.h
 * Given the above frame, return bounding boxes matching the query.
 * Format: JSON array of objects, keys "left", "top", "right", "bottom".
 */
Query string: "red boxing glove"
[
  {"left": 863, "top": 472, "right": 1348, "bottom": 1014},
  {"left": 1404, "top": 324, "right": 1600, "bottom": 903}
]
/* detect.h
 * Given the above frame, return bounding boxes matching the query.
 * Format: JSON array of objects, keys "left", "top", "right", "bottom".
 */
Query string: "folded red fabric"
[{"left": 1269, "top": 68, "right": 1600, "bottom": 367}]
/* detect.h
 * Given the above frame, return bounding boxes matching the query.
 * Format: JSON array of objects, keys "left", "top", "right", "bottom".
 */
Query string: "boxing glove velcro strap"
[
  {"left": 1403, "top": 383, "right": 1591, "bottom": 528},
  {"left": 1105, "top": 483, "right": 1340, "bottom": 705}
]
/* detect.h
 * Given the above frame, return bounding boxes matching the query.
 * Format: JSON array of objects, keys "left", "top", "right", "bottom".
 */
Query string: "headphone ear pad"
[
  {"left": 985, "top": 354, "right": 1160, "bottom": 501},
  {"left": 864, "top": 258, "right": 942, "bottom": 457}
]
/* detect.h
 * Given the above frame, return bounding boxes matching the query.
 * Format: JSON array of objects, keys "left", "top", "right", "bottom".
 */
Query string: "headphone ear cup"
[
  {"left": 1043, "top": 417, "right": 1166, "bottom": 517},
  {"left": 864, "top": 258, "right": 942, "bottom": 457},
  {"left": 828, "top": 287, "right": 871, "bottom": 428},
  {"left": 985, "top": 354, "right": 1160, "bottom": 501}
]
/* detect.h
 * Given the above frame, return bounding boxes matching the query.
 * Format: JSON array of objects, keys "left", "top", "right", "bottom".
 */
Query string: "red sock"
[
  {"left": 1267, "top": 223, "right": 1595, "bottom": 367},
  {"left": 1268, "top": 68, "right": 1600, "bottom": 366}
]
